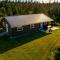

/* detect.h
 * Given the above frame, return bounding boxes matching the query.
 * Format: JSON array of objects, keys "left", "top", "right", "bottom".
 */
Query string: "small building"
[{"left": 1, "top": 13, "right": 53, "bottom": 36}]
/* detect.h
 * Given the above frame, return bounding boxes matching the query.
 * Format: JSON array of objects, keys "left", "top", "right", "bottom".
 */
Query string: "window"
[
  {"left": 30, "top": 24, "right": 35, "bottom": 29},
  {"left": 17, "top": 26, "right": 23, "bottom": 31}
]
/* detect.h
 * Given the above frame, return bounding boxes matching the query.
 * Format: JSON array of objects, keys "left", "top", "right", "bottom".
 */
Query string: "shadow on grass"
[{"left": 0, "top": 31, "right": 51, "bottom": 54}]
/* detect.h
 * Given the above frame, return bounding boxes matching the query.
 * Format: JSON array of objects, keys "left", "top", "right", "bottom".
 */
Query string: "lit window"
[{"left": 17, "top": 26, "right": 23, "bottom": 31}]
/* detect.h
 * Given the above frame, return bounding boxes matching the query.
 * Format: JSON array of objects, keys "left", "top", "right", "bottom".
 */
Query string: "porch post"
[
  {"left": 40, "top": 23, "right": 43, "bottom": 29},
  {"left": 6, "top": 24, "right": 9, "bottom": 33}
]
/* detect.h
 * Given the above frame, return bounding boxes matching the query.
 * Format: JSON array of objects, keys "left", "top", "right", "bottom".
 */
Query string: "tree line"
[{"left": 0, "top": 1, "right": 60, "bottom": 23}]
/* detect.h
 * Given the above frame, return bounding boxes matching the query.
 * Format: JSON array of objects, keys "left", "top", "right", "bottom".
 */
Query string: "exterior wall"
[
  {"left": 1, "top": 18, "right": 12, "bottom": 34},
  {"left": 34, "top": 23, "right": 40, "bottom": 29},
  {"left": 11, "top": 22, "right": 53, "bottom": 36},
  {"left": 11, "top": 23, "right": 41, "bottom": 36},
  {"left": 23, "top": 25, "right": 30, "bottom": 32},
  {"left": 1, "top": 18, "right": 53, "bottom": 36}
]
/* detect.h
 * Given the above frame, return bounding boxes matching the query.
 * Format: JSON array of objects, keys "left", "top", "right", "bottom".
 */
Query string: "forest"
[{"left": 0, "top": 1, "right": 60, "bottom": 23}]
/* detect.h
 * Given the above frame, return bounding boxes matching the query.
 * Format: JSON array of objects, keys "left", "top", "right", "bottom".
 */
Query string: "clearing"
[{"left": 0, "top": 28, "right": 60, "bottom": 60}]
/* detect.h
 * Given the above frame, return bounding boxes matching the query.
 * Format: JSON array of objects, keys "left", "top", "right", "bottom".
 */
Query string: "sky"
[
  {"left": 1, "top": 0, "right": 60, "bottom": 3},
  {"left": 32, "top": 0, "right": 59, "bottom": 3},
  {"left": 15, "top": 0, "right": 60, "bottom": 3},
  {"left": 37, "top": 0, "right": 60, "bottom": 3}
]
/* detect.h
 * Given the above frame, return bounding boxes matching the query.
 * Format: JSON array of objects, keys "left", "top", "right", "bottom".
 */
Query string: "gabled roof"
[{"left": 4, "top": 13, "right": 53, "bottom": 28}]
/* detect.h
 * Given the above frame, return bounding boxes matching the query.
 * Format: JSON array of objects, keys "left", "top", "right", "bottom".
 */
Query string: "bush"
[
  {"left": 55, "top": 46, "right": 60, "bottom": 60},
  {"left": 0, "top": 28, "right": 4, "bottom": 33}
]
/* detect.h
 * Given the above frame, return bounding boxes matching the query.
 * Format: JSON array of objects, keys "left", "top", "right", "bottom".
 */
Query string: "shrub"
[{"left": 0, "top": 28, "right": 4, "bottom": 33}]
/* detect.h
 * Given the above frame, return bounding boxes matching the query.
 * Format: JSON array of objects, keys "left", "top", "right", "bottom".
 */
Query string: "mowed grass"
[{"left": 0, "top": 29, "right": 60, "bottom": 60}]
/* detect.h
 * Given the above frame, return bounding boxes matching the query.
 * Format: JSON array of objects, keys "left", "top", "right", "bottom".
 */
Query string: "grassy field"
[{"left": 0, "top": 28, "right": 60, "bottom": 60}]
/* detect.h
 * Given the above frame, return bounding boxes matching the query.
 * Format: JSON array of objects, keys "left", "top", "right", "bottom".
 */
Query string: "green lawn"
[{"left": 0, "top": 29, "right": 60, "bottom": 60}]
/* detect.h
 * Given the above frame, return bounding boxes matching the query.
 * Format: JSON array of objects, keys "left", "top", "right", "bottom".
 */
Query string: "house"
[{"left": 1, "top": 13, "right": 53, "bottom": 36}]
